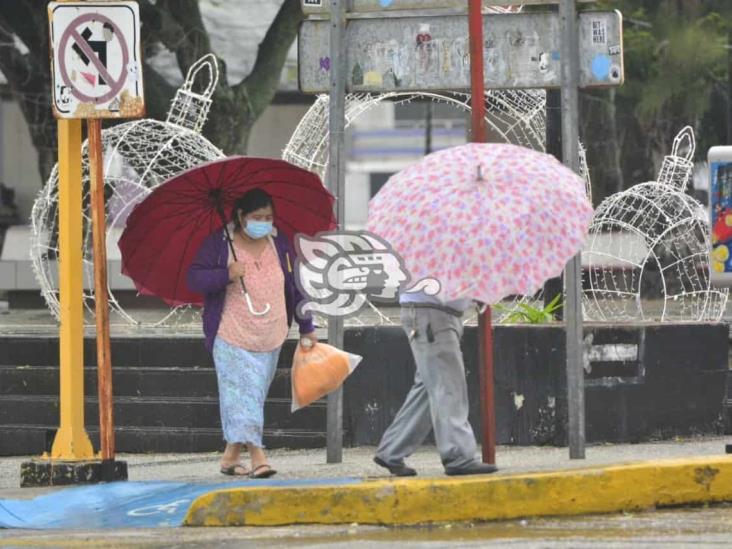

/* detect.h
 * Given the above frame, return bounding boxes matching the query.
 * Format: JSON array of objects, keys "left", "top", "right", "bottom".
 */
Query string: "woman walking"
[{"left": 187, "top": 188, "right": 317, "bottom": 478}]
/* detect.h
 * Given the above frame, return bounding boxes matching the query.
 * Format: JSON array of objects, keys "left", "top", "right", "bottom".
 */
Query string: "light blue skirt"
[{"left": 212, "top": 337, "right": 281, "bottom": 447}]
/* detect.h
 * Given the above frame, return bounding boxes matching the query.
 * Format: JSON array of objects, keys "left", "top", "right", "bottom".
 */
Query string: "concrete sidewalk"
[
  {"left": 2, "top": 438, "right": 731, "bottom": 522},
  {"left": 2, "top": 437, "right": 729, "bottom": 494}
]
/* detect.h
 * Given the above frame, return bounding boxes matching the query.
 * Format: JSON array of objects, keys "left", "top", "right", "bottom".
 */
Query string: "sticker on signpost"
[{"left": 48, "top": 1, "right": 144, "bottom": 119}]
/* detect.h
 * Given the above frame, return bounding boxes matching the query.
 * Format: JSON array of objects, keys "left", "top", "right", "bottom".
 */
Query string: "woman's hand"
[
  {"left": 300, "top": 331, "right": 318, "bottom": 349},
  {"left": 228, "top": 261, "right": 246, "bottom": 282}
]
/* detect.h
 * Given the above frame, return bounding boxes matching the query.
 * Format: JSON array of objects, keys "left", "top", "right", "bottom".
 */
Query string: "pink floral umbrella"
[{"left": 366, "top": 142, "right": 594, "bottom": 304}]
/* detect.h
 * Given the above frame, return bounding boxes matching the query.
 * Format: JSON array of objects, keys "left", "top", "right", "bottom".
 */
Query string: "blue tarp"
[{"left": 0, "top": 478, "right": 360, "bottom": 529}]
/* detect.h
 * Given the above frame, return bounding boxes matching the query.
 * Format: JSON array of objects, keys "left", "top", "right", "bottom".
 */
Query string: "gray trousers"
[{"left": 376, "top": 306, "right": 478, "bottom": 469}]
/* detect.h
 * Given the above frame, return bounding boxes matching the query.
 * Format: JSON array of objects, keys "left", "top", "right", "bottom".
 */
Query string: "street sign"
[
  {"left": 302, "top": 0, "right": 594, "bottom": 16},
  {"left": 45, "top": 2, "right": 142, "bottom": 477},
  {"left": 299, "top": 11, "right": 623, "bottom": 93},
  {"left": 48, "top": 1, "right": 144, "bottom": 119}
]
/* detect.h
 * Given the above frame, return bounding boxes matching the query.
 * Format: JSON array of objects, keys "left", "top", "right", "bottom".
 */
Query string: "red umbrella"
[{"left": 118, "top": 156, "right": 336, "bottom": 308}]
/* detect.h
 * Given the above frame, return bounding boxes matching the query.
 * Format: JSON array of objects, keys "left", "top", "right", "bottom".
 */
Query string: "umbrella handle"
[
  {"left": 219, "top": 211, "right": 271, "bottom": 316},
  {"left": 243, "top": 290, "right": 271, "bottom": 316}
]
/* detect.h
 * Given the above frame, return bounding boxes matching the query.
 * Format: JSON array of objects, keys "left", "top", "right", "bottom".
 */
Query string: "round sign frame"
[{"left": 57, "top": 12, "right": 129, "bottom": 104}]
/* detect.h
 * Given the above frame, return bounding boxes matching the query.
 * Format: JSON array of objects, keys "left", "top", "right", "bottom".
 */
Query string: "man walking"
[{"left": 374, "top": 290, "right": 497, "bottom": 476}]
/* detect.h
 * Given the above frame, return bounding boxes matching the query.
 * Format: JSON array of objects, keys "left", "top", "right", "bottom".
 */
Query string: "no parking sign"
[
  {"left": 48, "top": 1, "right": 144, "bottom": 119},
  {"left": 44, "top": 1, "right": 146, "bottom": 471}
]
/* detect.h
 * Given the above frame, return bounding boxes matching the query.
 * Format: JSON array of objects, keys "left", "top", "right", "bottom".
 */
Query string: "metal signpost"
[
  {"left": 49, "top": 117, "right": 96, "bottom": 464},
  {"left": 326, "top": 0, "right": 347, "bottom": 464},
  {"left": 467, "top": 0, "right": 496, "bottom": 465},
  {"left": 559, "top": 0, "right": 585, "bottom": 459},
  {"left": 301, "top": 0, "right": 622, "bottom": 463},
  {"left": 48, "top": 1, "right": 144, "bottom": 476}
]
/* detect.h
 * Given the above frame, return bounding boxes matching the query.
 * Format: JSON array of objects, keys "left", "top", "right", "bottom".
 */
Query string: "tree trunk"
[
  {"left": 606, "top": 88, "right": 624, "bottom": 194},
  {"left": 16, "top": 92, "right": 57, "bottom": 184},
  {"left": 580, "top": 90, "right": 625, "bottom": 202},
  {"left": 36, "top": 146, "right": 58, "bottom": 187}
]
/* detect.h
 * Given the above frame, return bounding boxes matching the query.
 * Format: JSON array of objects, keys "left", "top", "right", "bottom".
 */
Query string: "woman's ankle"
[
  {"left": 247, "top": 445, "right": 266, "bottom": 464},
  {"left": 222, "top": 443, "right": 242, "bottom": 464}
]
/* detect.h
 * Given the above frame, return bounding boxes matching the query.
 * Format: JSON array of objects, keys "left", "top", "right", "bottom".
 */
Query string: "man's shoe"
[
  {"left": 444, "top": 462, "right": 498, "bottom": 476},
  {"left": 373, "top": 456, "right": 417, "bottom": 477}
]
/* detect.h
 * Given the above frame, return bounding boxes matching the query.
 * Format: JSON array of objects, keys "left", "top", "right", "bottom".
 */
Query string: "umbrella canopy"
[
  {"left": 119, "top": 156, "right": 336, "bottom": 307},
  {"left": 366, "top": 143, "right": 593, "bottom": 304}
]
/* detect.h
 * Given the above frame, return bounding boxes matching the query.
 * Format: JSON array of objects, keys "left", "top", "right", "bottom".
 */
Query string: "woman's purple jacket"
[{"left": 186, "top": 227, "right": 315, "bottom": 353}]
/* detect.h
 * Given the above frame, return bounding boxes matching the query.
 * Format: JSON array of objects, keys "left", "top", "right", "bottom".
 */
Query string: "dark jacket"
[{"left": 186, "top": 227, "right": 314, "bottom": 353}]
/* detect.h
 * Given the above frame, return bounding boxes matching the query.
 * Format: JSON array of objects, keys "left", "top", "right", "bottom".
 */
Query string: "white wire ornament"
[
  {"left": 583, "top": 126, "right": 728, "bottom": 322},
  {"left": 31, "top": 54, "right": 225, "bottom": 325},
  {"left": 282, "top": 88, "right": 592, "bottom": 326},
  {"left": 284, "top": 89, "right": 548, "bottom": 177}
]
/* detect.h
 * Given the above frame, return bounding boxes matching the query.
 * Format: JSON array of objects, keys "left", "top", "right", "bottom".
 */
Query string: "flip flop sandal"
[
  {"left": 249, "top": 464, "right": 277, "bottom": 479},
  {"left": 220, "top": 463, "right": 250, "bottom": 476}
]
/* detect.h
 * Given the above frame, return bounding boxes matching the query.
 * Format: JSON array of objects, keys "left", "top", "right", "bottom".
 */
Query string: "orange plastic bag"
[{"left": 291, "top": 342, "right": 363, "bottom": 412}]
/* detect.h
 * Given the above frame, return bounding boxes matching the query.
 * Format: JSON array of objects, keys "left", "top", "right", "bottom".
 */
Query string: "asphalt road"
[{"left": 2, "top": 504, "right": 732, "bottom": 548}]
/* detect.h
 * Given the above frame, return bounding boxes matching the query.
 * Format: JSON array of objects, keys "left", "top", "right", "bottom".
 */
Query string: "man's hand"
[{"left": 228, "top": 261, "right": 246, "bottom": 282}]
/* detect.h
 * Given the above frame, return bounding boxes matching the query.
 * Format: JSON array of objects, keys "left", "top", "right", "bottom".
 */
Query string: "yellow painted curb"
[{"left": 184, "top": 455, "right": 732, "bottom": 527}]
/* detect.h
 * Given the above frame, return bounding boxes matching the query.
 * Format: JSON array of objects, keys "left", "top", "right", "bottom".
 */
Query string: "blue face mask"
[{"left": 244, "top": 220, "right": 273, "bottom": 239}]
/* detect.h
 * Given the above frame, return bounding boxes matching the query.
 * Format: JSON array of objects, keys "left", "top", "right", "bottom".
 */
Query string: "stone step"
[
  {"left": 0, "top": 395, "right": 324, "bottom": 432},
  {"left": 0, "top": 365, "right": 293, "bottom": 399},
  {"left": 0, "top": 323, "right": 726, "bottom": 455},
  {"left": 0, "top": 336, "right": 299, "bottom": 368},
  {"left": 0, "top": 424, "right": 327, "bottom": 455}
]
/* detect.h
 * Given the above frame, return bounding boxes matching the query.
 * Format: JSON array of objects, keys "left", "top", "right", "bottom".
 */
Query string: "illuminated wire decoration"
[
  {"left": 31, "top": 54, "right": 224, "bottom": 325},
  {"left": 283, "top": 87, "right": 592, "bottom": 325},
  {"left": 583, "top": 127, "right": 728, "bottom": 322}
]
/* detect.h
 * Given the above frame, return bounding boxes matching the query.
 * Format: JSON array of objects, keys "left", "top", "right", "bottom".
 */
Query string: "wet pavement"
[
  {"left": 2, "top": 504, "right": 732, "bottom": 547},
  {"left": 2, "top": 440, "right": 732, "bottom": 546}
]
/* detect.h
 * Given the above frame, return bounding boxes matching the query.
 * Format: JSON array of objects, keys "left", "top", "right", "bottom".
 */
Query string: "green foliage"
[
  {"left": 580, "top": 0, "right": 731, "bottom": 202},
  {"left": 495, "top": 294, "right": 563, "bottom": 325},
  {"left": 634, "top": 13, "right": 725, "bottom": 127},
  {"left": 604, "top": 0, "right": 725, "bottom": 132}
]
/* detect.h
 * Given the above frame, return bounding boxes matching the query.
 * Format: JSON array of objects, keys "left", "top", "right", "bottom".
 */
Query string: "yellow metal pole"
[{"left": 50, "top": 118, "right": 94, "bottom": 460}]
